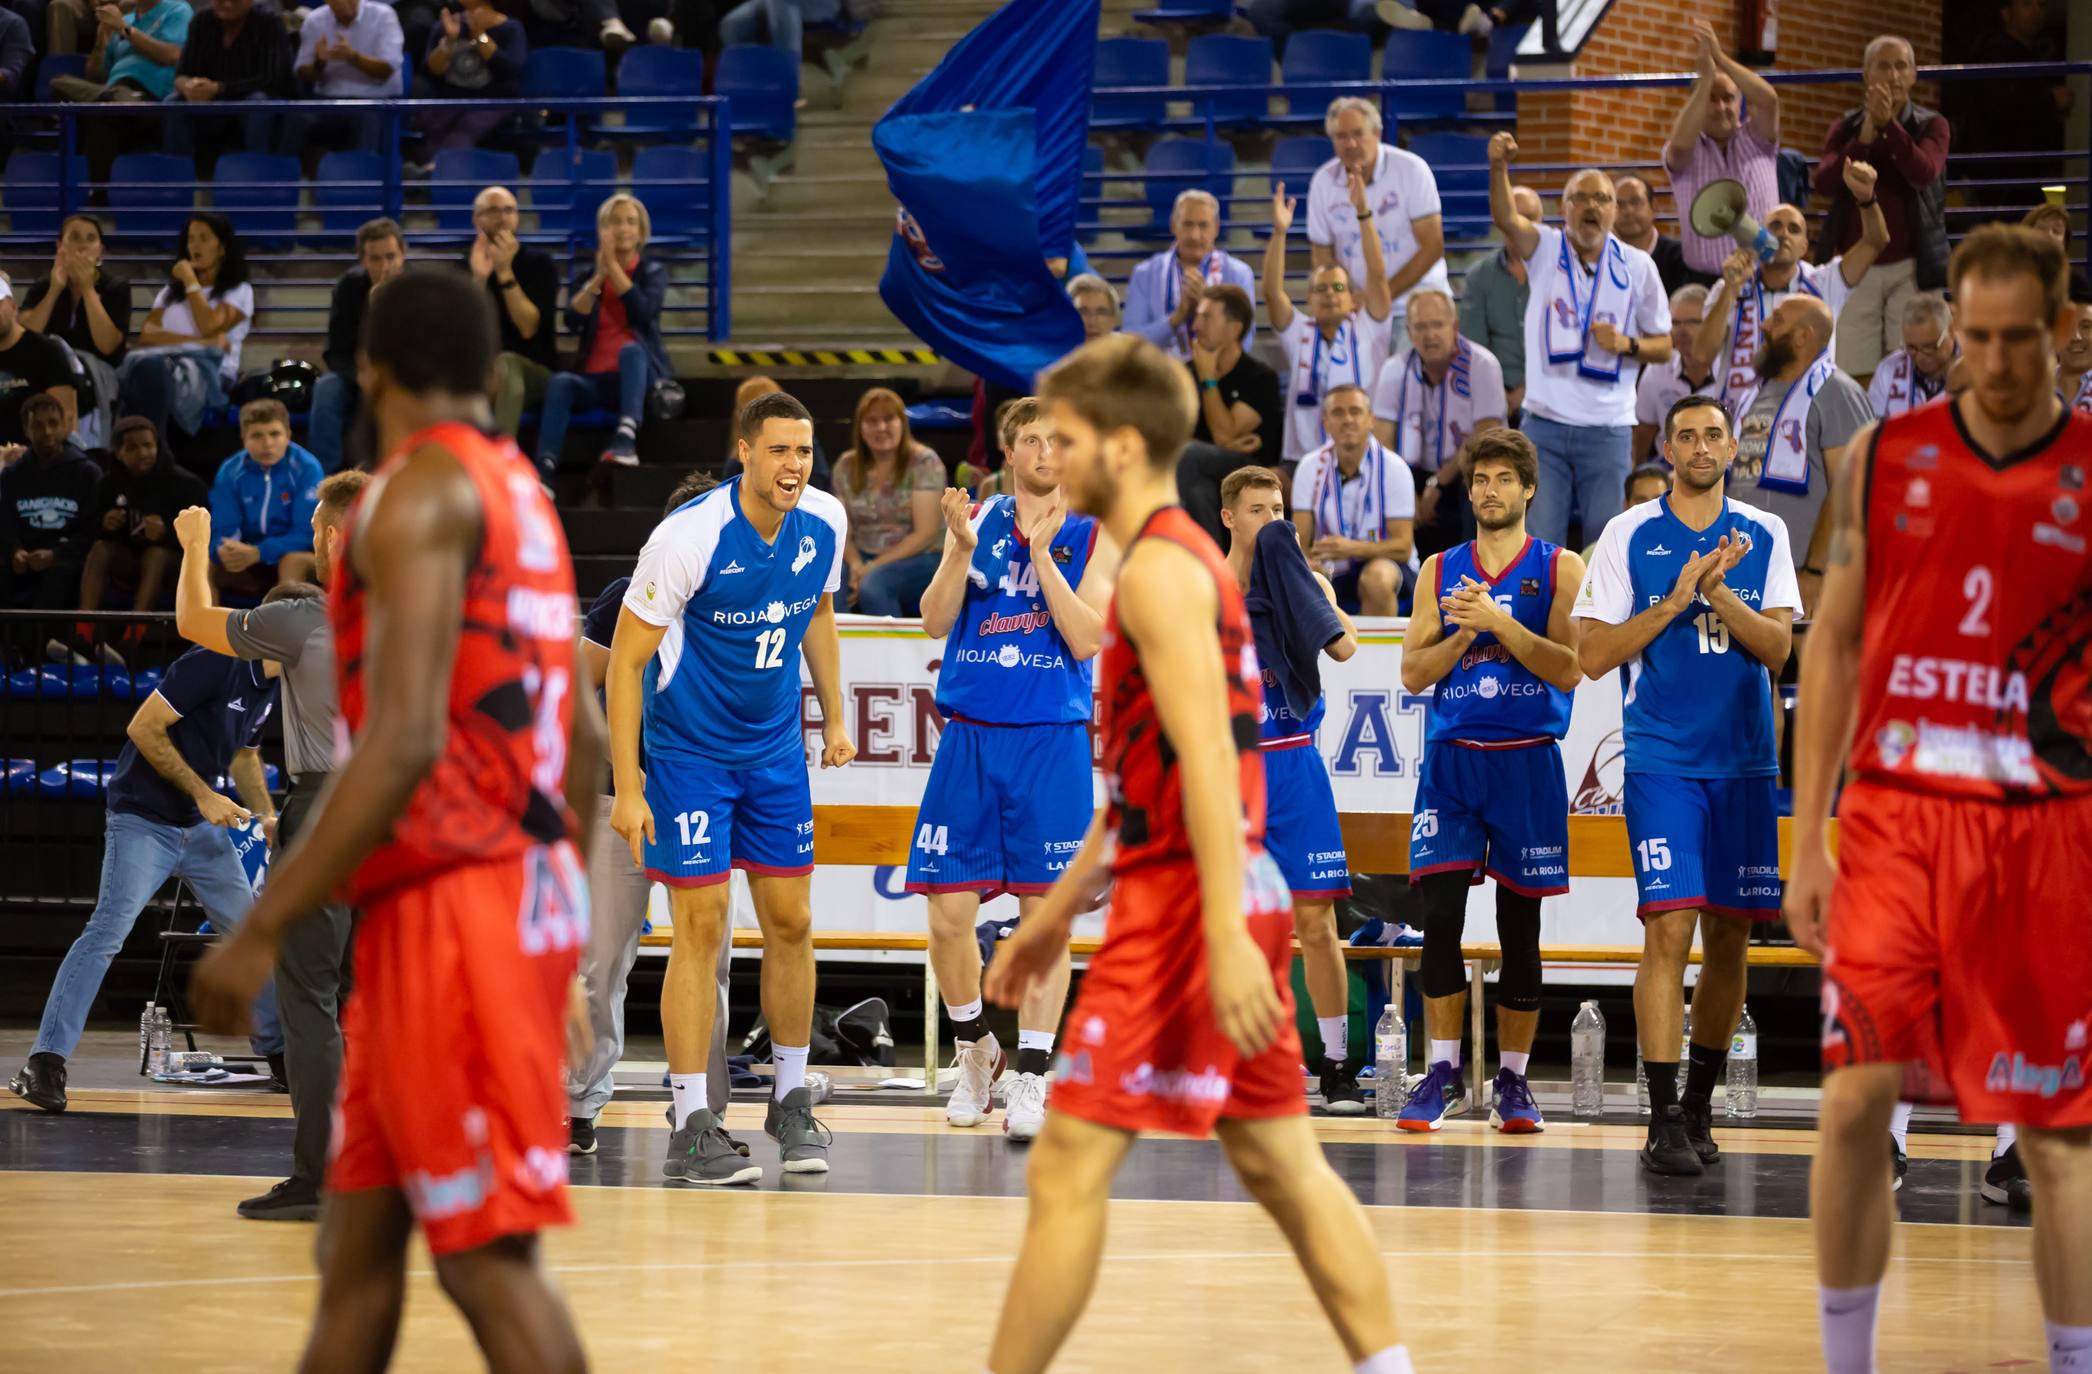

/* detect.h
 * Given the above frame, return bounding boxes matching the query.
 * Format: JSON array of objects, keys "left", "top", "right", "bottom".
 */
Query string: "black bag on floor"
[{"left": 739, "top": 996, "right": 894, "bottom": 1067}]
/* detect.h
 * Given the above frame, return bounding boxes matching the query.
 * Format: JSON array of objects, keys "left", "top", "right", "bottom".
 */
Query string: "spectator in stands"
[
  {"left": 535, "top": 193, "right": 668, "bottom": 477},
  {"left": 1625, "top": 461, "right": 1670, "bottom": 508},
  {"left": 1963, "top": 0, "right": 2072, "bottom": 217},
  {"left": 721, "top": 374, "right": 833, "bottom": 490},
  {"left": 1179, "top": 284, "right": 1281, "bottom": 546},
  {"left": 281, "top": 0, "right": 405, "bottom": 158},
  {"left": 0, "top": 276, "right": 81, "bottom": 446},
  {"left": 0, "top": 393, "right": 101, "bottom": 611},
  {"left": 1291, "top": 382, "right": 1415, "bottom": 614},
  {"left": 414, "top": 0, "right": 527, "bottom": 156},
  {"left": 717, "top": 0, "right": 838, "bottom": 65},
  {"left": 1310, "top": 96, "right": 1448, "bottom": 351},
  {"left": 1664, "top": 19, "right": 1780, "bottom": 288},
  {"left": 1814, "top": 34, "right": 1950, "bottom": 379},
  {"left": 2060, "top": 280, "right": 2092, "bottom": 416},
  {"left": 476, "top": 189, "right": 565, "bottom": 447},
  {"left": 20, "top": 215, "right": 132, "bottom": 450},
  {"left": 308, "top": 218, "right": 406, "bottom": 473},
  {"left": 1123, "top": 191, "right": 1256, "bottom": 362},
  {"left": 120, "top": 212, "right": 255, "bottom": 440},
  {"left": 1268, "top": 181, "right": 1392, "bottom": 465},
  {"left": 206, "top": 398, "right": 323, "bottom": 594},
  {"left": 1244, "top": 0, "right": 1406, "bottom": 55},
  {"left": 48, "top": 0, "right": 191, "bottom": 186},
  {"left": 1613, "top": 176, "right": 1690, "bottom": 298},
  {"left": 1692, "top": 169, "right": 1887, "bottom": 409},
  {"left": 1727, "top": 295, "right": 1871, "bottom": 614},
  {"left": 73, "top": 416, "right": 203, "bottom": 630},
  {"left": 1066, "top": 273, "right": 1121, "bottom": 343},
  {"left": 0, "top": 5, "right": 27, "bottom": 100},
  {"left": 2022, "top": 202, "right": 2070, "bottom": 250},
  {"left": 1488, "top": 132, "right": 1672, "bottom": 547},
  {"left": 1866, "top": 291, "right": 1954, "bottom": 421},
  {"left": 1460, "top": 182, "right": 1539, "bottom": 418},
  {"left": 1372, "top": 287, "right": 1506, "bottom": 557},
  {"left": 166, "top": 0, "right": 293, "bottom": 173},
  {"left": 833, "top": 386, "right": 943, "bottom": 615},
  {"left": 1632, "top": 283, "right": 1712, "bottom": 464}
]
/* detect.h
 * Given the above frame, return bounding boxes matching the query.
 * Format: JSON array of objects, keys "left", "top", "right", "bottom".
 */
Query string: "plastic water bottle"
[
  {"left": 147, "top": 1006, "right": 170, "bottom": 1077},
  {"left": 138, "top": 1002, "right": 156, "bottom": 1075},
  {"left": 1726, "top": 1005, "right": 1759, "bottom": 1119},
  {"left": 1678, "top": 1008, "right": 1692, "bottom": 1098},
  {"left": 1373, "top": 1005, "right": 1406, "bottom": 1119},
  {"left": 1570, "top": 1000, "right": 1606, "bottom": 1119}
]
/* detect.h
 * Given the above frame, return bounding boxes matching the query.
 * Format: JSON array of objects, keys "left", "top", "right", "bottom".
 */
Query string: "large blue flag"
[{"left": 873, "top": 0, "right": 1098, "bottom": 392}]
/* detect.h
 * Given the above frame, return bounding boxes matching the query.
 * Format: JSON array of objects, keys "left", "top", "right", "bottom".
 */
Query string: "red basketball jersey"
[
  {"left": 330, "top": 423, "right": 581, "bottom": 904},
  {"left": 1099, "top": 506, "right": 1268, "bottom": 873},
  {"left": 1849, "top": 401, "right": 2092, "bottom": 800}
]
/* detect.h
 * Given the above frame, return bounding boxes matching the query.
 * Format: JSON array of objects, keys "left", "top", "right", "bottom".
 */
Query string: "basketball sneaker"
[
  {"left": 1003, "top": 1072, "right": 1048, "bottom": 1142},
  {"left": 236, "top": 1177, "right": 321, "bottom": 1222},
  {"left": 766, "top": 1087, "right": 832, "bottom": 1174},
  {"left": 1891, "top": 1136, "right": 1907, "bottom": 1193},
  {"left": 7, "top": 1053, "right": 66, "bottom": 1113},
  {"left": 1488, "top": 1068, "right": 1544, "bottom": 1133},
  {"left": 664, "top": 1108, "right": 761, "bottom": 1186},
  {"left": 1317, "top": 1059, "right": 1367, "bottom": 1116},
  {"left": 1396, "top": 1060, "right": 1468, "bottom": 1131},
  {"left": 1678, "top": 1097, "right": 1721, "bottom": 1164},
  {"left": 945, "top": 1033, "right": 1005, "bottom": 1128},
  {"left": 1981, "top": 1145, "right": 2033, "bottom": 1213},
  {"left": 1639, "top": 1105, "right": 1704, "bottom": 1176},
  {"left": 569, "top": 1115, "right": 598, "bottom": 1156}
]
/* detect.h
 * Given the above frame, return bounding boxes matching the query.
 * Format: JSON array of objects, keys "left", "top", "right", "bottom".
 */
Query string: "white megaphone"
[{"left": 1689, "top": 178, "right": 1778, "bottom": 265}]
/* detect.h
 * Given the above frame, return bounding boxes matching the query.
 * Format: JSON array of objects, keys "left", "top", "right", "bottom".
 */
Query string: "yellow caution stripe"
[{"left": 707, "top": 348, "right": 941, "bottom": 367}]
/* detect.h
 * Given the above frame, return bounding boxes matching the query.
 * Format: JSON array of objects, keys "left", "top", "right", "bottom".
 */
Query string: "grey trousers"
[
  {"left": 567, "top": 793, "right": 731, "bottom": 1120},
  {"left": 274, "top": 782, "right": 354, "bottom": 1188}
]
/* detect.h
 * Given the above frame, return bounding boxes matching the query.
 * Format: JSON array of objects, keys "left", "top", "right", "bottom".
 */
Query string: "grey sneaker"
[
  {"left": 664, "top": 1109, "right": 762, "bottom": 1186},
  {"left": 765, "top": 1087, "right": 832, "bottom": 1174}
]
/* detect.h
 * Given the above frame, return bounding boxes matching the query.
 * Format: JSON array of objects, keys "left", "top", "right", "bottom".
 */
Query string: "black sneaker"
[
  {"left": 1639, "top": 1105, "right": 1705, "bottom": 1177},
  {"left": 1679, "top": 1098, "right": 1721, "bottom": 1165},
  {"left": 664, "top": 1108, "right": 761, "bottom": 1186},
  {"left": 1891, "top": 1135, "right": 1908, "bottom": 1193},
  {"left": 569, "top": 1115, "right": 598, "bottom": 1156},
  {"left": 1981, "top": 1145, "right": 2033, "bottom": 1213},
  {"left": 765, "top": 1087, "right": 832, "bottom": 1174},
  {"left": 266, "top": 1052, "right": 290, "bottom": 1092},
  {"left": 8, "top": 1053, "right": 67, "bottom": 1113},
  {"left": 1317, "top": 1058, "right": 1367, "bottom": 1117},
  {"left": 237, "top": 1177, "right": 320, "bottom": 1221}
]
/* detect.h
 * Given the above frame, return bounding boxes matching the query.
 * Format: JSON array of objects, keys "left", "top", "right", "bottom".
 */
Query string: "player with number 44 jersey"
[{"left": 1576, "top": 392, "right": 1802, "bottom": 1178}]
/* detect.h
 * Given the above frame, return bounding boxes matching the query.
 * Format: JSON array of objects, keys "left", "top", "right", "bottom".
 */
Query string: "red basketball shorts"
[
  {"left": 330, "top": 844, "right": 587, "bottom": 1255},
  {"left": 1048, "top": 855, "right": 1306, "bottom": 1138},
  {"left": 1823, "top": 782, "right": 2092, "bottom": 1128}
]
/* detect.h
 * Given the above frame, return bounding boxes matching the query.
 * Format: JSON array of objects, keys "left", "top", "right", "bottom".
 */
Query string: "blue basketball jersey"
[
  {"left": 1258, "top": 668, "right": 1325, "bottom": 743},
  {"left": 1575, "top": 495, "right": 1803, "bottom": 779},
  {"left": 1426, "top": 536, "right": 1574, "bottom": 744},
  {"left": 935, "top": 495, "right": 1099, "bottom": 726},
  {"left": 624, "top": 478, "right": 848, "bottom": 769}
]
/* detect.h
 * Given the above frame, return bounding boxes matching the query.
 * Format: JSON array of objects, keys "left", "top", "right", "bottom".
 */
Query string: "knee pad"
[
  {"left": 1495, "top": 889, "right": 1542, "bottom": 1013},
  {"left": 1415, "top": 871, "right": 1471, "bottom": 1000}
]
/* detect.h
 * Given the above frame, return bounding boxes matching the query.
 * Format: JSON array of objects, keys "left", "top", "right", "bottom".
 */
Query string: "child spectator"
[{"left": 205, "top": 398, "right": 323, "bottom": 595}]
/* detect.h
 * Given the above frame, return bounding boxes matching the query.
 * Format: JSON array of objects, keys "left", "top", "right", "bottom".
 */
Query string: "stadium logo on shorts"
[{"left": 792, "top": 536, "right": 818, "bottom": 574}]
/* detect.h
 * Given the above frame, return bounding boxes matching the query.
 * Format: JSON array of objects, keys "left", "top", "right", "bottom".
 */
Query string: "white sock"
[
  {"left": 1499, "top": 1050, "right": 1529, "bottom": 1077},
  {"left": 1888, "top": 1102, "right": 1913, "bottom": 1152},
  {"left": 1818, "top": 1282, "right": 1881, "bottom": 1374},
  {"left": 670, "top": 1073, "right": 708, "bottom": 1129},
  {"left": 1354, "top": 1347, "right": 1415, "bottom": 1374},
  {"left": 1430, "top": 1039, "right": 1461, "bottom": 1070},
  {"left": 1317, "top": 1016, "right": 1348, "bottom": 1064},
  {"left": 773, "top": 1043, "right": 809, "bottom": 1101},
  {"left": 1995, "top": 1123, "right": 2018, "bottom": 1157},
  {"left": 1017, "top": 1029, "right": 1055, "bottom": 1058},
  {"left": 2049, "top": 1322, "right": 2092, "bottom": 1373},
  {"left": 946, "top": 997, "right": 984, "bottom": 1032}
]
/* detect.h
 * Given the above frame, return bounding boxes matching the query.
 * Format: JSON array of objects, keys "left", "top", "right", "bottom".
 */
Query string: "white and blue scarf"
[
  {"left": 1310, "top": 436, "right": 1392, "bottom": 572},
  {"left": 1734, "top": 348, "right": 1837, "bottom": 496},
  {"left": 1543, "top": 233, "right": 1633, "bottom": 383},
  {"left": 1384, "top": 338, "right": 1475, "bottom": 473}
]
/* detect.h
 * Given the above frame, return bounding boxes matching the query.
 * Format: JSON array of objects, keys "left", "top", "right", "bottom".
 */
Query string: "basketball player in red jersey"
[
  {"left": 1788, "top": 225, "right": 2092, "bottom": 1374},
  {"left": 979, "top": 335, "right": 1412, "bottom": 1374},
  {"left": 193, "top": 266, "right": 603, "bottom": 1374}
]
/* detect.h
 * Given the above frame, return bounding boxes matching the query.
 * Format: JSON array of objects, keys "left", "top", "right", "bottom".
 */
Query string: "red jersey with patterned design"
[
  {"left": 330, "top": 422, "right": 581, "bottom": 904},
  {"left": 1849, "top": 402, "right": 2092, "bottom": 801},
  {"left": 1098, "top": 505, "right": 1268, "bottom": 874}
]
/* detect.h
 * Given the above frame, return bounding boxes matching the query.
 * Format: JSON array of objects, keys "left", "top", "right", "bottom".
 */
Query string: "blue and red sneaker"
[
  {"left": 1488, "top": 1068, "right": 1545, "bottom": 1134},
  {"left": 1396, "top": 1060, "right": 1468, "bottom": 1132}
]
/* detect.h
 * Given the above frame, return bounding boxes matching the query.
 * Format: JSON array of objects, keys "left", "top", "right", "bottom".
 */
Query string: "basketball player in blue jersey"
[
  {"left": 1217, "top": 464, "right": 1365, "bottom": 1113},
  {"left": 911, "top": 396, "right": 1118, "bottom": 1141},
  {"left": 1398, "top": 430, "right": 1585, "bottom": 1132},
  {"left": 606, "top": 390, "right": 857, "bottom": 1187},
  {"left": 1575, "top": 394, "right": 1802, "bottom": 1176}
]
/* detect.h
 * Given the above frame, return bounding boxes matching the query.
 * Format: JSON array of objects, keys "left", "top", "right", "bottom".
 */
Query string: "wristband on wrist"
[
  {"left": 1854, "top": 197, "right": 1876, "bottom": 209},
  {"left": 1200, "top": 377, "right": 1220, "bottom": 390}
]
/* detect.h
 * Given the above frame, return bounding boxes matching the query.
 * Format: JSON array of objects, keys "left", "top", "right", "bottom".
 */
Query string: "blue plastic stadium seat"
[
  {"left": 1143, "top": 138, "right": 1237, "bottom": 235},
  {"left": 432, "top": 148, "right": 521, "bottom": 235},
  {"left": 212, "top": 152, "right": 302, "bottom": 242},
  {"left": 106, "top": 152, "right": 195, "bottom": 240},
  {"left": 40, "top": 759, "right": 116, "bottom": 801},
  {"left": 129, "top": 667, "right": 164, "bottom": 701},
  {"left": 1407, "top": 130, "right": 1491, "bottom": 232},
  {"left": 1485, "top": 22, "right": 1527, "bottom": 111},
  {"left": 1270, "top": 135, "right": 1334, "bottom": 199},
  {"left": 314, "top": 150, "right": 386, "bottom": 235},
  {"left": 1382, "top": 30, "right": 1470, "bottom": 121},
  {"left": 35, "top": 53, "right": 88, "bottom": 101},
  {"left": 524, "top": 46, "right": 608, "bottom": 100},
  {"left": 1132, "top": 0, "right": 1233, "bottom": 23},
  {"left": 1281, "top": 30, "right": 1371, "bottom": 119},
  {"left": 630, "top": 146, "right": 711, "bottom": 241},
  {"left": 713, "top": 44, "right": 796, "bottom": 142},
  {"left": 1077, "top": 144, "right": 1105, "bottom": 246},
  {"left": 602, "top": 45, "right": 707, "bottom": 138},
  {"left": 529, "top": 148, "right": 617, "bottom": 238},
  {"left": 1091, "top": 36, "right": 1169, "bottom": 131},
  {"left": 1183, "top": 34, "right": 1272, "bottom": 127},
  {"left": 4, "top": 153, "right": 86, "bottom": 238}
]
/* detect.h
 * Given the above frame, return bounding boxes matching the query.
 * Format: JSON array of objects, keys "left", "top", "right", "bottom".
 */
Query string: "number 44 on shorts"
[{"left": 916, "top": 824, "right": 949, "bottom": 855}]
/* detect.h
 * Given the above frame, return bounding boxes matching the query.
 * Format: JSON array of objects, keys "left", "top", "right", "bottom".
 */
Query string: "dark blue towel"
[{"left": 1245, "top": 519, "right": 1345, "bottom": 724}]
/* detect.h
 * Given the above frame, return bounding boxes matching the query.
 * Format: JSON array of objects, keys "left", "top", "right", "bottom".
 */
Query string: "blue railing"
[{"left": 1, "top": 94, "right": 733, "bottom": 341}]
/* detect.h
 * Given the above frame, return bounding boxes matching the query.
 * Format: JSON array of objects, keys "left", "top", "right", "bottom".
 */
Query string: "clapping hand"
[
  {"left": 939, "top": 486, "right": 977, "bottom": 549},
  {"left": 1440, "top": 575, "right": 1512, "bottom": 635},
  {"left": 1345, "top": 166, "right": 1370, "bottom": 218},
  {"left": 1023, "top": 495, "right": 1065, "bottom": 553},
  {"left": 1862, "top": 81, "right": 1896, "bottom": 136},
  {"left": 1694, "top": 533, "right": 1750, "bottom": 596},
  {"left": 438, "top": 6, "right": 461, "bottom": 41},
  {"left": 1690, "top": 18, "right": 1721, "bottom": 73}
]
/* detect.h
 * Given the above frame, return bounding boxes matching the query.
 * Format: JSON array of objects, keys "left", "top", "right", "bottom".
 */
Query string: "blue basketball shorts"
[
  {"left": 642, "top": 747, "right": 814, "bottom": 888},
  {"left": 1260, "top": 741, "right": 1350, "bottom": 900},
  {"left": 1409, "top": 740, "right": 1570, "bottom": 896},
  {"left": 905, "top": 718, "right": 1095, "bottom": 899},
  {"left": 1621, "top": 773, "right": 1782, "bottom": 921}
]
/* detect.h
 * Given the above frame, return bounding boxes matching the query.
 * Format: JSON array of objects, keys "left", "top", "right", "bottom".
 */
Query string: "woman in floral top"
[{"left": 833, "top": 387, "right": 945, "bottom": 616}]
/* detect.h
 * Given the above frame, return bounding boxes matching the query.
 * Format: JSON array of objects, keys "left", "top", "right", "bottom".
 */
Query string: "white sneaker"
[
  {"left": 599, "top": 16, "right": 636, "bottom": 50},
  {"left": 646, "top": 16, "right": 673, "bottom": 43},
  {"left": 1458, "top": 3, "right": 1494, "bottom": 36},
  {"left": 1378, "top": 1, "right": 1435, "bottom": 30},
  {"left": 944, "top": 1034, "right": 1004, "bottom": 1128},
  {"left": 1003, "top": 1072, "right": 1047, "bottom": 1142}
]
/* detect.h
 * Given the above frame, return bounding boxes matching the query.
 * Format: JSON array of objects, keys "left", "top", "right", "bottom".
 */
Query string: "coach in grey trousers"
[{"left": 172, "top": 469, "right": 368, "bottom": 1222}]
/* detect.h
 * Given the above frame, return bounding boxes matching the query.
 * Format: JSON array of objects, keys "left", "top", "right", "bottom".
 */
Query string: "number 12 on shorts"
[{"left": 676, "top": 810, "right": 711, "bottom": 850}]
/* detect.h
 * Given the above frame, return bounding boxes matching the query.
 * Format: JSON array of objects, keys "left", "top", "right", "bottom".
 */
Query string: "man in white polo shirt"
[
  {"left": 280, "top": 0, "right": 403, "bottom": 157},
  {"left": 1292, "top": 383, "right": 1416, "bottom": 615},
  {"left": 1268, "top": 180, "right": 1392, "bottom": 465},
  {"left": 1488, "top": 132, "right": 1672, "bottom": 547},
  {"left": 1372, "top": 288, "right": 1506, "bottom": 557},
  {"left": 1122, "top": 189, "right": 1257, "bottom": 360},
  {"left": 1308, "top": 96, "right": 1449, "bottom": 351}
]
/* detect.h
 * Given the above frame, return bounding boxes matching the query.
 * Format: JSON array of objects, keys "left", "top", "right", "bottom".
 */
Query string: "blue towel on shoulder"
[{"left": 1244, "top": 519, "right": 1344, "bottom": 724}]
